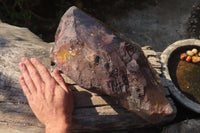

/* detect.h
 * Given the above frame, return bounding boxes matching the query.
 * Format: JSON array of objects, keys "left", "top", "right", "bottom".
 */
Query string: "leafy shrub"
[{"left": 0, "top": 0, "right": 71, "bottom": 42}]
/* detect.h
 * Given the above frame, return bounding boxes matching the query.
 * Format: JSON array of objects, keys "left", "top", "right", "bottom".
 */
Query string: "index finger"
[{"left": 30, "top": 58, "right": 53, "bottom": 83}]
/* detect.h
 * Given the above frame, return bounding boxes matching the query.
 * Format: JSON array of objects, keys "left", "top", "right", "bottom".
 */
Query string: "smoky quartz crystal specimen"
[{"left": 50, "top": 6, "right": 174, "bottom": 124}]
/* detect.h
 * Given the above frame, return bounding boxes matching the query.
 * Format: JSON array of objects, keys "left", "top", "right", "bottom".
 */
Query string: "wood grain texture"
[{"left": 0, "top": 21, "right": 174, "bottom": 132}]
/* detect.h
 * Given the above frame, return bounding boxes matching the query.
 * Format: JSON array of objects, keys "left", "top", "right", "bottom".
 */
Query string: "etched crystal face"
[{"left": 50, "top": 6, "right": 174, "bottom": 124}]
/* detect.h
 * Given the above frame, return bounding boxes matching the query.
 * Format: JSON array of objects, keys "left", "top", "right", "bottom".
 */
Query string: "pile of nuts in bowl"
[{"left": 180, "top": 48, "right": 200, "bottom": 63}]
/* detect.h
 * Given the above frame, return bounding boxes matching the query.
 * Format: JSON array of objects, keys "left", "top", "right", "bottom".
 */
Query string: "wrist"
[{"left": 45, "top": 121, "right": 71, "bottom": 133}]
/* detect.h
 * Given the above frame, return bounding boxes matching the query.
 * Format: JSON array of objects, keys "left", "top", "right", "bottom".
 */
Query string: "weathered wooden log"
[
  {"left": 50, "top": 6, "right": 175, "bottom": 124},
  {"left": 0, "top": 20, "right": 172, "bottom": 132}
]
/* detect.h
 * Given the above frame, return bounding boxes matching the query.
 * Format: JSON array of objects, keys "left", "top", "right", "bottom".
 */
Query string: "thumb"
[{"left": 52, "top": 69, "right": 70, "bottom": 92}]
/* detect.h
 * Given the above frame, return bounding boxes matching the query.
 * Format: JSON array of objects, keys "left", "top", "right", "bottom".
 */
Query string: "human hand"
[{"left": 18, "top": 57, "right": 74, "bottom": 133}]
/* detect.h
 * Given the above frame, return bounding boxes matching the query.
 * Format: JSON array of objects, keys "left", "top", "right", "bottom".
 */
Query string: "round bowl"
[{"left": 161, "top": 39, "right": 200, "bottom": 113}]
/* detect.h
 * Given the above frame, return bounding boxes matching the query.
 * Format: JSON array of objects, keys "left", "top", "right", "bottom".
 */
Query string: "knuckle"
[
  {"left": 26, "top": 77, "right": 31, "bottom": 83},
  {"left": 41, "top": 67, "right": 48, "bottom": 75},
  {"left": 31, "top": 70, "right": 38, "bottom": 76},
  {"left": 57, "top": 77, "right": 63, "bottom": 82},
  {"left": 46, "top": 78, "right": 55, "bottom": 86}
]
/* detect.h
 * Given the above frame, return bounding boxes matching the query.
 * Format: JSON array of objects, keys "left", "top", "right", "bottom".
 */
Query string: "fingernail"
[
  {"left": 19, "top": 63, "right": 25, "bottom": 68},
  {"left": 55, "top": 69, "right": 60, "bottom": 74},
  {"left": 22, "top": 57, "right": 27, "bottom": 62},
  {"left": 20, "top": 76, "right": 24, "bottom": 81},
  {"left": 31, "top": 58, "right": 37, "bottom": 63}
]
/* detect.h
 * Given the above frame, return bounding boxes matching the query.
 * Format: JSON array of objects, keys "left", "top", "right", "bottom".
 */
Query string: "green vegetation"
[
  {"left": 0, "top": 0, "right": 72, "bottom": 42},
  {"left": 0, "top": 0, "right": 157, "bottom": 42}
]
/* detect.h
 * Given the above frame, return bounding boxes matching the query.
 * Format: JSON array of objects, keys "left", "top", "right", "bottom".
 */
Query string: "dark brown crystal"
[{"left": 50, "top": 6, "right": 174, "bottom": 124}]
